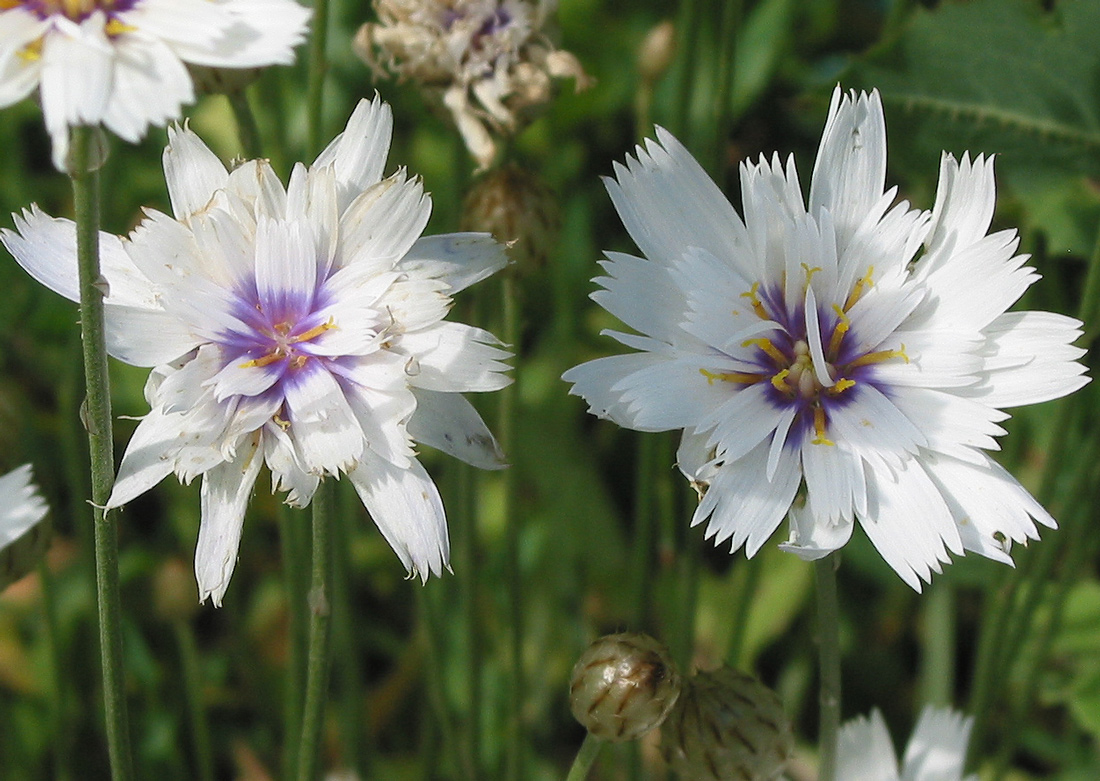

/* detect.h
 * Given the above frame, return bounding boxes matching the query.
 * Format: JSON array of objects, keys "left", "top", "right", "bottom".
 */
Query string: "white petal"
[
  {"left": 827, "top": 383, "right": 926, "bottom": 471},
  {"left": 314, "top": 96, "right": 393, "bottom": 212},
  {"left": 702, "top": 382, "right": 782, "bottom": 463},
  {"left": 337, "top": 171, "right": 430, "bottom": 273},
  {"left": 39, "top": 19, "right": 112, "bottom": 168},
  {"left": 398, "top": 233, "right": 507, "bottom": 293},
  {"left": 101, "top": 35, "right": 194, "bottom": 143},
  {"left": 163, "top": 123, "right": 229, "bottom": 222},
  {"left": 692, "top": 440, "right": 801, "bottom": 557},
  {"left": 348, "top": 451, "right": 449, "bottom": 581},
  {"left": 593, "top": 251, "right": 691, "bottom": 345},
  {"left": 563, "top": 352, "right": 666, "bottom": 430},
  {"left": 888, "top": 387, "right": 1007, "bottom": 465},
  {"left": 342, "top": 380, "right": 416, "bottom": 470},
  {"left": 0, "top": 12, "right": 46, "bottom": 109},
  {"left": 407, "top": 388, "right": 506, "bottom": 470},
  {"left": 923, "top": 153, "right": 996, "bottom": 265},
  {"left": 779, "top": 502, "right": 854, "bottom": 562},
  {"left": 255, "top": 216, "right": 318, "bottom": 315},
  {"left": 858, "top": 457, "right": 962, "bottom": 591},
  {"left": 605, "top": 127, "right": 748, "bottom": 268},
  {"left": 397, "top": 322, "right": 511, "bottom": 393},
  {"left": 809, "top": 87, "right": 887, "bottom": 255},
  {"left": 837, "top": 710, "right": 899, "bottom": 781},
  {"left": 106, "top": 303, "right": 201, "bottom": 367},
  {"left": 107, "top": 407, "right": 185, "bottom": 509},
  {"left": 195, "top": 433, "right": 264, "bottom": 606},
  {"left": 675, "top": 429, "right": 719, "bottom": 485},
  {"left": 965, "top": 311, "right": 1089, "bottom": 407},
  {"left": 0, "top": 465, "right": 49, "bottom": 549},
  {"left": 283, "top": 365, "right": 364, "bottom": 475},
  {"left": 263, "top": 421, "right": 319, "bottom": 507},
  {"left": 900, "top": 707, "right": 973, "bottom": 781}
]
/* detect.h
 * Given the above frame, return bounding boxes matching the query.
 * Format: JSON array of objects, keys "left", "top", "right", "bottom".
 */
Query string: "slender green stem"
[
  {"left": 37, "top": 556, "right": 72, "bottom": 781},
  {"left": 175, "top": 621, "right": 214, "bottom": 781},
  {"left": 227, "top": 90, "right": 263, "bottom": 160},
  {"left": 814, "top": 555, "right": 841, "bottom": 781},
  {"left": 296, "top": 482, "right": 334, "bottom": 781},
  {"left": 71, "top": 124, "right": 134, "bottom": 780},
  {"left": 628, "top": 433, "right": 658, "bottom": 629},
  {"left": 564, "top": 733, "right": 604, "bottom": 781},
  {"left": 331, "top": 486, "right": 369, "bottom": 778},
  {"left": 918, "top": 582, "right": 955, "bottom": 707},
  {"left": 418, "top": 585, "right": 473, "bottom": 780},
  {"left": 710, "top": 0, "right": 741, "bottom": 184},
  {"left": 279, "top": 503, "right": 308, "bottom": 780},
  {"left": 726, "top": 556, "right": 763, "bottom": 669},
  {"left": 500, "top": 271, "right": 525, "bottom": 781},
  {"left": 305, "top": 0, "right": 331, "bottom": 157},
  {"left": 458, "top": 462, "right": 483, "bottom": 776}
]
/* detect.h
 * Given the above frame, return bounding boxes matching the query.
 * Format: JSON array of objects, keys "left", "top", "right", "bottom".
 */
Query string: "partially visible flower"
[
  {"left": 838, "top": 707, "right": 976, "bottom": 781},
  {"left": 562, "top": 87, "right": 1089, "bottom": 589},
  {"left": 2, "top": 97, "right": 512, "bottom": 605},
  {"left": 355, "top": 0, "right": 589, "bottom": 169},
  {"left": 0, "top": 464, "right": 50, "bottom": 591},
  {"left": 0, "top": 0, "right": 311, "bottom": 170}
]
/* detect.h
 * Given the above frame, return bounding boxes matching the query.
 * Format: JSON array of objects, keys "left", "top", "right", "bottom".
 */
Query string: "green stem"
[
  {"left": 71, "top": 124, "right": 134, "bottom": 780},
  {"left": 726, "top": 556, "right": 763, "bottom": 669},
  {"left": 279, "top": 503, "right": 308, "bottom": 780},
  {"left": 814, "top": 555, "right": 841, "bottom": 781},
  {"left": 296, "top": 482, "right": 334, "bottom": 781},
  {"left": 458, "top": 462, "right": 483, "bottom": 776},
  {"left": 227, "top": 90, "right": 263, "bottom": 160},
  {"left": 418, "top": 585, "right": 472, "bottom": 780},
  {"left": 175, "top": 620, "right": 214, "bottom": 781},
  {"left": 918, "top": 582, "right": 955, "bottom": 707},
  {"left": 629, "top": 434, "right": 658, "bottom": 629},
  {"left": 331, "top": 486, "right": 369, "bottom": 778},
  {"left": 38, "top": 556, "right": 72, "bottom": 781},
  {"left": 305, "top": 0, "right": 331, "bottom": 157},
  {"left": 500, "top": 271, "right": 525, "bottom": 781},
  {"left": 564, "top": 733, "right": 604, "bottom": 781}
]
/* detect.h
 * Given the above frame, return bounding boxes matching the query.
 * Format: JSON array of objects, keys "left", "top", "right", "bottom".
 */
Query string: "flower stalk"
[
  {"left": 305, "top": 0, "right": 331, "bottom": 157},
  {"left": 296, "top": 480, "right": 334, "bottom": 781},
  {"left": 814, "top": 554, "right": 841, "bottom": 781},
  {"left": 564, "top": 733, "right": 603, "bottom": 781},
  {"left": 71, "top": 123, "right": 134, "bottom": 780}
]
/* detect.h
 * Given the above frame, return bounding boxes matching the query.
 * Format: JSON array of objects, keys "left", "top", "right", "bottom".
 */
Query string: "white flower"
[
  {"left": 355, "top": 0, "right": 588, "bottom": 169},
  {"left": 0, "top": 0, "right": 311, "bottom": 170},
  {"left": 2, "top": 97, "right": 511, "bottom": 605},
  {"left": 838, "top": 707, "right": 977, "bottom": 781},
  {"left": 562, "top": 87, "right": 1089, "bottom": 590},
  {"left": 0, "top": 464, "right": 48, "bottom": 551}
]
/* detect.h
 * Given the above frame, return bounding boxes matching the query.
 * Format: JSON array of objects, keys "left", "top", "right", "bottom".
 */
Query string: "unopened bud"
[
  {"left": 661, "top": 666, "right": 793, "bottom": 780},
  {"left": 462, "top": 164, "right": 560, "bottom": 271},
  {"left": 637, "top": 21, "right": 676, "bottom": 85},
  {"left": 569, "top": 632, "right": 681, "bottom": 742}
]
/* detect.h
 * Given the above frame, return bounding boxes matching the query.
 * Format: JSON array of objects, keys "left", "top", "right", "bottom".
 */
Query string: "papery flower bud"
[
  {"left": 462, "top": 164, "right": 560, "bottom": 271},
  {"left": 637, "top": 20, "right": 676, "bottom": 84},
  {"left": 569, "top": 632, "right": 681, "bottom": 742},
  {"left": 661, "top": 666, "right": 793, "bottom": 780}
]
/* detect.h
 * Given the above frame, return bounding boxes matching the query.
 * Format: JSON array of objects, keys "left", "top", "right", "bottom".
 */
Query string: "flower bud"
[
  {"left": 462, "top": 164, "right": 560, "bottom": 272},
  {"left": 637, "top": 20, "right": 676, "bottom": 85},
  {"left": 569, "top": 632, "right": 681, "bottom": 742},
  {"left": 661, "top": 666, "right": 793, "bottom": 780}
]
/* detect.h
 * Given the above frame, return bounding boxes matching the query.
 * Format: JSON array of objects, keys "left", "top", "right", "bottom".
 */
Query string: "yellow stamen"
[
  {"left": 104, "top": 18, "right": 136, "bottom": 36},
  {"left": 742, "top": 337, "right": 787, "bottom": 366},
  {"left": 292, "top": 316, "right": 337, "bottom": 344},
  {"left": 828, "top": 304, "right": 850, "bottom": 357},
  {"left": 700, "top": 368, "right": 763, "bottom": 385},
  {"left": 827, "top": 378, "right": 856, "bottom": 395},
  {"left": 739, "top": 282, "right": 769, "bottom": 320},
  {"left": 240, "top": 351, "right": 285, "bottom": 369},
  {"left": 811, "top": 406, "right": 834, "bottom": 446},
  {"left": 770, "top": 369, "right": 793, "bottom": 395},
  {"left": 289, "top": 355, "right": 309, "bottom": 370},
  {"left": 848, "top": 343, "right": 909, "bottom": 369},
  {"left": 844, "top": 266, "right": 875, "bottom": 311},
  {"left": 18, "top": 40, "right": 42, "bottom": 63},
  {"left": 801, "top": 263, "right": 822, "bottom": 286},
  {"left": 273, "top": 414, "right": 291, "bottom": 431}
]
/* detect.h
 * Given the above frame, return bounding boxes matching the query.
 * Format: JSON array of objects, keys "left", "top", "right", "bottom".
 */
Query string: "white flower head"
[
  {"left": 0, "top": 0, "right": 311, "bottom": 170},
  {"left": 2, "top": 97, "right": 512, "bottom": 605},
  {"left": 562, "top": 86, "right": 1089, "bottom": 590},
  {"left": 0, "top": 464, "right": 49, "bottom": 551},
  {"left": 354, "top": 0, "right": 589, "bottom": 169},
  {"left": 838, "top": 707, "right": 977, "bottom": 781}
]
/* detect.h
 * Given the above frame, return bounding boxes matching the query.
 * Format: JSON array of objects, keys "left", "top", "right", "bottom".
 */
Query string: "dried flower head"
[
  {"left": 569, "top": 632, "right": 681, "bottom": 742},
  {"left": 462, "top": 163, "right": 560, "bottom": 270},
  {"left": 355, "top": 0, "right": 589, "bottom": 169},
  {"left": 661, "top": 666, "right": 793, "bottom": 780}
]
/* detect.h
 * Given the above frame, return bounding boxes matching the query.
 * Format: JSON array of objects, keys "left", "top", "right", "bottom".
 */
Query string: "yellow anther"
[
  {"left": 240, "top": 351, "right": 285, "bottom": 369},
  {"left": 848, "top": 343, "right": 909, "bottom": 369},
  {"left": 827, "top": 378, "right": 856, "bottom": 395},
  {"left": 770, "top": 369, "right": 794, "bottom": 395},
  {"left": 828, "top": 304, "right": 851, "bottom": 357},
  {"left": 742, "top": 337, "right": 787, "bottom": 366},
  {"left": 801, "top": 263, "right": 822, "bottom": 286},
  {"left": 17, "top": 39, "right": 42, "bottom": 63},
  {"left": 844, "top": 266, "right": 875, "bottom": 311},
  {"left": 811, "top": 406, "right": 835, "bottom": 446},
  {"left": 699, "top": 368, "right": 763, "bottom": 385},
  {"left": 273, "top": 414, "right": 291, "bottom": 431},
  {"left": 289, "top": 355, "right": 309, "bottom": 370},
  {"left": 104, "top": 18, "right": 136, "bottom": 36},
  {"left": 739, "top": 282, "right": 769, "bottom": 320},
  {"left": 292, "top": 316, "right": 337, "bottom": 344}
]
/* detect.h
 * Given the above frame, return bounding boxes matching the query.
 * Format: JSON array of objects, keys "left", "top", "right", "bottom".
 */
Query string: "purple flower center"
[{"left": 14, "top": 0, "right": 138, "bottom": 22}]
